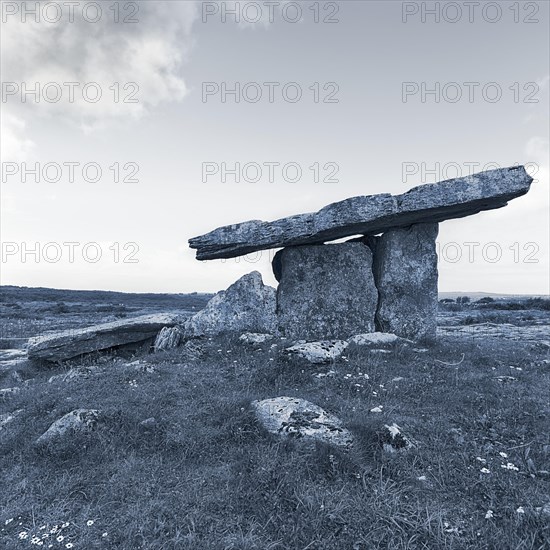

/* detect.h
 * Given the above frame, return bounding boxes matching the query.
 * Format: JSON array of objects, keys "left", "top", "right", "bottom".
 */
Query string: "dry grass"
[{"left": 1, "top": 332, "right": 549, "bottom": 549}]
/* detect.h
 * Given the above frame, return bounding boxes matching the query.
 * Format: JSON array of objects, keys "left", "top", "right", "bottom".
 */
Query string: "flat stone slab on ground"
[
  {"left": 348, "top": 332, "right": 413, "bottom": 348},
  {"left": 189, "top": 167, "right": 532, "bottom": 260},
  {"left": 27, "top": 313, "right": 180, "bottom": 362},
  {"left": 252, "top": 396, "right": 353, "bottom": 447},
  {"left": 285, "top": 340, "right": 349, "bottom": 364}
]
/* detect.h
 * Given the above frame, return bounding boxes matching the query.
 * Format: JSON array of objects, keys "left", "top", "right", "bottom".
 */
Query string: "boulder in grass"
[
  {"left": 284, "top": 340, "right": 348, "bottom": 364},
  {"left": 35, "top": 409, "right": 101, "bottom": 449},
  {"left": 380, "top": 423, "right": 413, "bottom": 453},
  {"left": 252, "top": 396, "right": 353, "bottom": 448},
  {"left": 239, "top": 332, "right": 274, "bottom": 345},
  {"left": 347, "top": 332, "right": 413, "bottom": 349},
  {"left": 183, "top": 272, "right": 277, "bottom": 338},
  {"left": 27, "top": 314, "right": 180, "bottom": 362}
]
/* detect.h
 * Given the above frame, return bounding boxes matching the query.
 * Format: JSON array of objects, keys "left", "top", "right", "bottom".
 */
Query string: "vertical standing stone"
[
  {"left": 274, "top": 242, "right": 378, "bottom": 340},
  {"left": 372, "top": 223, "right": 439, "bottom": 342}
]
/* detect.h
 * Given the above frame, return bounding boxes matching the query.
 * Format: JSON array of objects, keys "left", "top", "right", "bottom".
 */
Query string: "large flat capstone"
[
  {"left": 27, "top": 313, "right": 180, "bottom": 362},
  {"left": 274, "top": 243, "right": 378, "bottom": 340},
  {"left": 189, "top": 167, "right": 532, "bottom": 260}
]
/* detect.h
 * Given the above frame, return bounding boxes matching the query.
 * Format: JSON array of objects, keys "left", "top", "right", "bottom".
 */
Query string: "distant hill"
[
  {"left": 438, "top": 291, "right": 549, "bottom": 300},
  {"left": 0, "top": 285, "right": 214, "bottom": 310}
]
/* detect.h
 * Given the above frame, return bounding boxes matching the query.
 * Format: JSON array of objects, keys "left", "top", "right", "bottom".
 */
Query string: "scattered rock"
[
  {"left": 275, "top": 243, "right": 378, "bottom": 340},
  {"left": 348, "top": 332, "right": 412, "bottom": 348},
  {"left": 373, "top": 223, "right": 439, "bottom": 342},
  {"left": 27, "top": 313, "right": 180, "bottom": 362},
  {"left": 380, "top": 423, "right": 412, "bottom": 453},
  {"left": 252, "top": 396, "right": 353, "bottom": 448},
  {"left": 189, "top": 167, "right": 532, "bottom": 260},
  {"left": 35, "top": 409, "right": 101, "bottom": 449},
  {"left": 285, "top": 340, "right": 348, "bottom": 364},
  {"left": 183, "top": 272, "right": 277, "bottom": 338},
  {"left": 239, "top": 332, "right": 274, "bottom": 345},
  {"left": 154, "top": 326, "right": 183, "bottom": 352}
]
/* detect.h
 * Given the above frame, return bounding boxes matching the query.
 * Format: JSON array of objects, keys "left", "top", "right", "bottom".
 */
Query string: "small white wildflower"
[
  {"left": 19, "top": 531, "right": 28, "bottom": 539},
  {"left": 501, "top": 462, "right": 519, "bottom": 471},
  {"left": 5, "top": 518, "right": 13, "bottom": 525},
  {"left": 42, "top": 533, "right": 49, "bottom": 538},
  {"left": 50, "top": 526, "right": 59, "bottom": 534},
  {"left": 31, "top": 536, "right": 41, "bottom": 544},
  {"left": 86, "top": 520, "right": 94, "bottom": 526},
  {"left": 57, "top": 535, "right": 64, "bottom": 542},
  {"left": 480, "top": 468, "right": 491, "bottom": 474},
  {"left": 516, "top": 506, "right": 525, "bottom": 514},
  {"left": 102, "top": 532, "right": 108, "bottom": 537},
  {"left": 485, "top": 510, "right": 494, "bottom": 519},
  {"left": 39, "top": 525, "right": 46, "bottom": 530},
  {"left": 61, "top": 523, "right": 69, "bottom": 528},
  {"left": 499, "top": 452, "right": 508, "bottom": 458},
  {"left": 417, "top": 475, "right": 427, "bottom": 481},
  {"left": 476, "top": 457, "right": 487, "bottom": 464},
  {"left": 370, "top": 406, "right": 383, "bottom": 413},
  {"left": 66, "top": 544, "right": 74, "bottom": 549}
]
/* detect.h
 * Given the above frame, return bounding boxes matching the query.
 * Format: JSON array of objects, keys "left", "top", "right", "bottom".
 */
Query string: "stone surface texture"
[
  {"left": 183, "top": 271, "right": 277, "bottom": 338},
  {"left": 275, "top": 243, "right": 378, "bottom": 340},
  {"left": 189, "top": 167, "right": 532, "bottom": 260},
  {"left": 27, "top": 314, "right": 180, "bottom": 362},
  {"left": 154, "top": 326, "right": 183, "bottom": 351},
  {"left": 347, "top": 332, "right": 413, "bottom": 348},
  {"left": 372, "top": 223, "right": 439, "bottom": 342},
  {"left": 251, "top": 396, "right": 353, "bottom": 447},
  {"left": 284, "top": 340, "right": 348, "bottom": 364}
]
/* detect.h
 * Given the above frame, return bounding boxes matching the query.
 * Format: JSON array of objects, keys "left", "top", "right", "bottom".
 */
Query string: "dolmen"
[{"left": 189, "top": 167, "right": 532, "bottom": 343}]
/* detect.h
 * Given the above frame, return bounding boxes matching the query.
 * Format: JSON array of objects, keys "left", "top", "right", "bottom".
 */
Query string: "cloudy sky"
[{"left": 1, "top": 0, "right": 548, "bottom": 294}]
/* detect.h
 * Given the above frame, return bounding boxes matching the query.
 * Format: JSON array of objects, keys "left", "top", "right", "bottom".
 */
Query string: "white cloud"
[
  {"left": 1, "top": 1, "right": 199, "bottom": 130},
  {"left": 0, "top": 113, "right": 35, "bottom": 162}
]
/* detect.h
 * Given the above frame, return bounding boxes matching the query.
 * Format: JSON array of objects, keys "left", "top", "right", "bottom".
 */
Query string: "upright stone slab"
[
  {"left": 274, "top": 242, "right": 378, "bottom": 340},
  {"left": 372, "top": 223, "right": 438, "bottom": 342}
]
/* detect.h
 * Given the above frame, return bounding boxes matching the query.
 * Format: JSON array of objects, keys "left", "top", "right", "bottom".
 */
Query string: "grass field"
[{"left": 1, "top": 288, "right": 549, "bottom": 549}]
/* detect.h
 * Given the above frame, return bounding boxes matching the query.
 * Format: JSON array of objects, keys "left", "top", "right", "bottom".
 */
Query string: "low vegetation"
[{"left": 1, "top": 334, "right": 549, "bottom": 549}]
